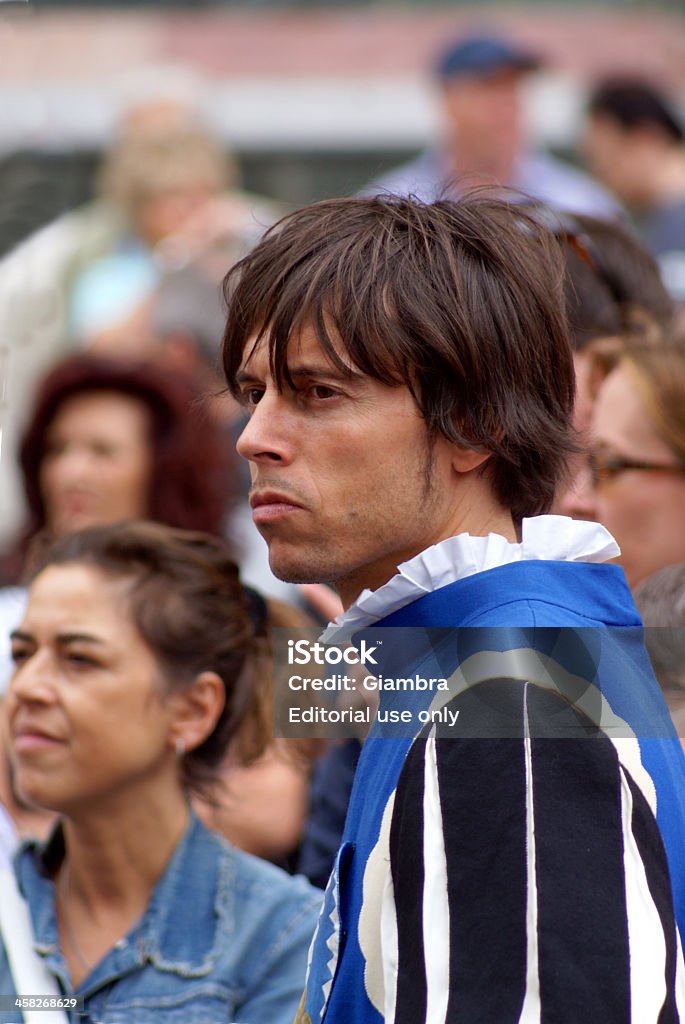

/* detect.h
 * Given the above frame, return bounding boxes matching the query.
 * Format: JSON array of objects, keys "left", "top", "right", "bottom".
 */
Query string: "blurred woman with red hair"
[{"left": 2, "top": 353, "right": 231, "bottom": 587}]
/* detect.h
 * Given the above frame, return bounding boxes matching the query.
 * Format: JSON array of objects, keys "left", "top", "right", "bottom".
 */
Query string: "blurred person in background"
[
  {"left": 582, "top": 78, "right": 685, "bottom": 300},
  {"left": 0, "top": 99, "right": 283, "bottom": 550},
  {"left": 1, "top": 521, "right": 321, "bottom": 1021},
  {"left": 1, "top": 99, "right": 280, "bottom": 359},
  {"left": 0, "top": 353, "right": 231, "bottom": 595},
  {"left": 363, "top": 30, "right": 621, "bottom": 219},
  {"left": 67, "top": 125, "right": 231, "bottom": 351},
  {"left": 587, "top": 339, "right": 685, "bottom": 590},
  {"left": 552, "top": 212, "right": 673, "bottom": 518},
  {"left": 69, "top": 121, "right": 283, "bottom": 353}
]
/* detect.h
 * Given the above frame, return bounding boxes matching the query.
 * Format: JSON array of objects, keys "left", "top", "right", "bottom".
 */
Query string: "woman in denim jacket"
[{"left": 2, "top": 521, "right": 322, "bottom": 1023}]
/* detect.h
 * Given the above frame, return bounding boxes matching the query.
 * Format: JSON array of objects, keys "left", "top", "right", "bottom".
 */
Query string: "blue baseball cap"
[{"left": 435, "top": 32, "right": 542, "bottom": 81}]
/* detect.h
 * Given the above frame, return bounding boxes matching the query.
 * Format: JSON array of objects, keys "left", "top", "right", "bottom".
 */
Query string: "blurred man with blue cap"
[{"left": 363, "top": 29, "right": 621, "bottom": 218}]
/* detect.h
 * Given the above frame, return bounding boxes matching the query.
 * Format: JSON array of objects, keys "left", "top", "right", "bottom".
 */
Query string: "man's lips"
[{"left": 249, "top": 491, "right": 305, "bottom": 524}]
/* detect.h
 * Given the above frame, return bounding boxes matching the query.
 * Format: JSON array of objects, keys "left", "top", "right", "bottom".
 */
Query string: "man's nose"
[{"left": 236, "top": 394, "right": 294, "bottom": 466}]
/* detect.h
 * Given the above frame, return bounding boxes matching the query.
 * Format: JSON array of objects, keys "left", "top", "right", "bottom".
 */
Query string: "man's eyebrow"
[
  {"left": 287, "top": 363, "right": 364, "bottom": 383},
  {"left": 234, "top": 370, "right": 263, "bottom": 386},
  {"left": 235, "top": 363, "right": 365, "bottom": 386},
  {"left": 10, "top": 630, "right": 106, "bottom": 646}
]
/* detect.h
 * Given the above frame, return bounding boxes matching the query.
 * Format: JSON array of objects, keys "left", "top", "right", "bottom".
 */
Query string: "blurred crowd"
[{"left": 1, "top": 25, "right": 685, "bottom": 1022}]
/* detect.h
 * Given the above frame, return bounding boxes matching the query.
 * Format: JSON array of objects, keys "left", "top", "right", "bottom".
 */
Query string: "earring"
[{"left": 175, "top": 737, "right": 186, "bottom": 757}]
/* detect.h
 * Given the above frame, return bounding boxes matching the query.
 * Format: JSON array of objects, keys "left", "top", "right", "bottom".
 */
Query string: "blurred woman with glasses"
[
  {"left": 588, "top": 339, "right": 685, "bottom": 588},
  {"left": 549, "top": 211, "right": 674, "bottom": 521}
]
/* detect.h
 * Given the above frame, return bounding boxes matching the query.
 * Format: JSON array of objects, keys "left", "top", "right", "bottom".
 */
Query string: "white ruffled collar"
[{"left": 321, "top": 516, "right": 619, "bottom": 642}]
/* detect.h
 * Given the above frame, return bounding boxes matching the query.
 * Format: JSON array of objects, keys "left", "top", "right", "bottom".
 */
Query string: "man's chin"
[
  {"left": 267, "top": 548, "right": 330, "bottom": 586},
  {"left": 269, "top": 560, "right": 322, "bottom": 585}
]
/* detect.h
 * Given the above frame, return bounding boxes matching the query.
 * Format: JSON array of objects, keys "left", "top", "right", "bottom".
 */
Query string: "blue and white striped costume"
[{"left": 297, "top": 517, "right": 685, "bottom": 1023}]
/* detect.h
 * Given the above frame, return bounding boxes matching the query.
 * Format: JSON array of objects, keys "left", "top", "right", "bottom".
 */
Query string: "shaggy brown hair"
[{"left": 221, "top": 194, "right": 577, "bottom": 521}]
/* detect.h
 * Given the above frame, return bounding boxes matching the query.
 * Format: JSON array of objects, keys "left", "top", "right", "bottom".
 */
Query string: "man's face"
[
  {"left": 580, "top": 116, "right": 647, "bottom": 206},
  {"left": 235, "top": 325, "right": 466, "bottom": 608},
  {"left": 441, "top": 70, "right": 523, "bottom": 184}
]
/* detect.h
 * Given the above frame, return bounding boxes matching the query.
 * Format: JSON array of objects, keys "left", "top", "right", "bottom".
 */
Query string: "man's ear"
[
  {"left": 450, "top": 447, "right": 492, "bottom": 474},
  {"left": 168, "top": 671, "right": 226, "bottom": 755}
]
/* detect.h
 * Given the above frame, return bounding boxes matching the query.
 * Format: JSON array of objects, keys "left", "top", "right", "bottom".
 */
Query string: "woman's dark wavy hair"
[
  {"left": 221, "top": 194, "right": 578, "bottom": 522},
  {"left": 4, "top": 354, "right": 232, "bottom": 583},
  {"left": 29, "top": 520, "right": 271, "bottom": 794}
]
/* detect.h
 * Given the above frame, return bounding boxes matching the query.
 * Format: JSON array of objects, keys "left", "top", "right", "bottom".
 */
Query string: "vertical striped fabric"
[{"left": 379, "top": 682, "right": 685, "bottom": 1023}]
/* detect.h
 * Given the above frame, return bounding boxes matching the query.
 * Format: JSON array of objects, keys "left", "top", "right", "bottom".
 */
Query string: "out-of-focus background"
[{"left": 1, "top": 0, "right": 685, "bottom": 254}]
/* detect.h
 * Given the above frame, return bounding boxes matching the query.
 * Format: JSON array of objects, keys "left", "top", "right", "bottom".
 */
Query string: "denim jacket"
[{"left": 0, "top": 811, "right": 322, "bottom": 1024}]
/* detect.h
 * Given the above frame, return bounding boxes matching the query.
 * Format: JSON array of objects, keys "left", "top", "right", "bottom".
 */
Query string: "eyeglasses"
[{"left": 588, "top": 451, "right": 685, "bottom": 488}]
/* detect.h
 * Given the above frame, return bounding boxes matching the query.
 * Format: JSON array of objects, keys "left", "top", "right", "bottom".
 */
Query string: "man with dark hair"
[
  {"left": 582, "top": 77, "right": 685, "bottom": 297},
  {"left": 222, "top": 195, "right": 685, "bottom": 1022}
]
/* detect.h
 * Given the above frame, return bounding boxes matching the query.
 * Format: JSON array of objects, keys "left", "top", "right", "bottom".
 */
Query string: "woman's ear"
[{"left": 168, "top": 671, "right": 225, "bottom": 754}]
